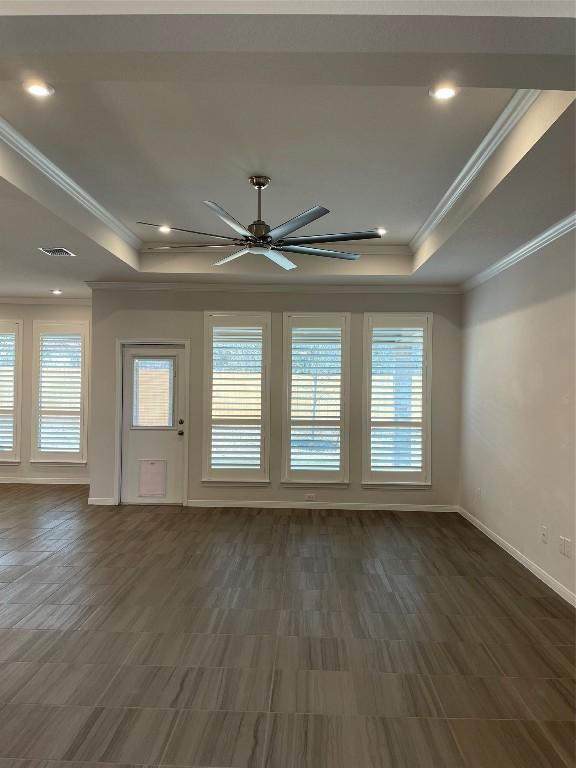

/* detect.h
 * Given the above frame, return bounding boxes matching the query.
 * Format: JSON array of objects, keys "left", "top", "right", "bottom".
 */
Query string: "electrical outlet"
[
  {"left": 304, "top": 493, "right": 316, "bottom": 502},
  {"left": 541, "top": 525, "right": 549, "bottom": 544},
  {"left": 560, "top": 536, "right": 572, "bottom": 558}
]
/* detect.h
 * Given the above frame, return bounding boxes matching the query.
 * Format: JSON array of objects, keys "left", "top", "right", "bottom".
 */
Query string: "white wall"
[
  {"left": 0, "top": 301, "right": 91, "bottom": 484},
  {"left": 89, "top": 289, "right": 462, "bottom": 507},
  {"left": 460, "top": 233, "right": 575, "bottom": 596}
]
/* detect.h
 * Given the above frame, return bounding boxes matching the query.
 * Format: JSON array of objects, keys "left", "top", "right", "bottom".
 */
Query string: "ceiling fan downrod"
[{"left": 248, "top": 175, "right": 271, "bottom": 240}]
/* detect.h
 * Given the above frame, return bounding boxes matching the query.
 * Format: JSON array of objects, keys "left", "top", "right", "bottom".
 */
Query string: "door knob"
[{"left": 178, "top": 430, "right": 184, "bottom": 436}]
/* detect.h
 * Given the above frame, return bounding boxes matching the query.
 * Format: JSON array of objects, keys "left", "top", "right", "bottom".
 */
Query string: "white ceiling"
[
  {"left": 0, "top": 12, "right": 574, "bottom": 297},
  {"left": 0, "top": 180, "right": 135, "bottom": 297},
  {"left": 0, "top": 83, "right": 513, "bottom": 243}
]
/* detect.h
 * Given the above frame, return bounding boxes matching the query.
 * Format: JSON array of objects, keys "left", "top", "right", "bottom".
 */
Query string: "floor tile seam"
[{"left": 259, "top": 562, "right": 289, "bottom": 768}]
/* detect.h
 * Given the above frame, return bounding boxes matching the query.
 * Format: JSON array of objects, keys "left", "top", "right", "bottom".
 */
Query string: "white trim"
[
  {"left": 282, "top": 312, "right": 351, "bottom": 484},
  {"left": 88, "top": 281, "right": 462, "bottom": 295},
  {"left": 88, "top": 497, "right": 117, "bottom": 505},
  {"left": 0, "top": 477, "right": 88, "bottom": 484},
  {"left": 411, "top": 89, "right": 541, "bottom": 250},
  {"left": 0, "top": 298, "right": 92, "bottom": 306},
  {"left": 0, "top": 320, "right": 22, "bottom": 464},
  {"left": 142, "top": 243, "right": 411, "bottom": 258},
  {"left": 0, "top": 117, "right": 140, "bottom": 250},
  {"left": 1, "top": 1, "right": 574, "bottom": 16},
  {"left": 463, "top": 212, "right": 576, "bottom": 290},
  {"left": 457, "top": 506, "right": 576, "bottom": 607},
  {"left": 202, "top": 312, "right": 271, "bottom": 483},
  {"left": 362, "top": 313, "right": 432, "bottom": 485},
  {"left": 31, "top": 320, "right": 90, "bottom": 464},
  {"left": 186, "top": 499, "right": 458, "bottom": 511},
  {"left": 29, "top": 459, "right": 87, "bottom": 465}
]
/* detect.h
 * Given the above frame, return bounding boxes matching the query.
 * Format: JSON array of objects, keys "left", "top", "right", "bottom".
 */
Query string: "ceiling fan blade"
[
  {"left": 213, "top": 248, "right": 251, "bottom": 266},
  {"left": 146, "top": 244, "right": 233, "bottom": 251},
  {"left": 137, "top": 221, "right": 239, "bottom": 242},
  {"left": 279, "top": 245, "right": 359, "bottom": 261},
  {"left": 203, "top": 201, "right": 253, "bottom": 238},
  {"left": 265, "top": 250, "right": 297, "bottom": 271},
  {"left": 279, "top": 229, "right": 382, "bottom": 246},
  {"left": 267, "top": 206, "right": 329, "bottom": 241}
]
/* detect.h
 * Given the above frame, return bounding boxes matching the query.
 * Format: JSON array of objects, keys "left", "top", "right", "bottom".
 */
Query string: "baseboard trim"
[
  {"left": 186, "top": 499, "right": 458, "bottom": 512},
  {"left": 0, "top": 477, "right": 89, "bottom": 485},
  {"left": 87, "top": 497, "right": 117, "bottom": 505},
  {"left": 457, "top": 506, "right": 576, "bottom": 607}
]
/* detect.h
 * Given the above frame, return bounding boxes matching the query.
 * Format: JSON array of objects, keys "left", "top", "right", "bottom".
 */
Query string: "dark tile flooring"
[{"left": 0, "top": 485, "right": 574, "bottom": 767}]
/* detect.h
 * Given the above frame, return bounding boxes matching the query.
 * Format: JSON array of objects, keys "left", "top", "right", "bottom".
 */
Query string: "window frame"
[
  {"left": 362, "top": 312, "right": 432, "bottom": 486},
  {"left": 202, "top": 311, "right": 271, "bottom": 484},
  {"left": 0, "top": 320, "right": 23, "bottom": 464},
  {"left": 282, "top": 312, "right": 350, "bottom": 485},
  {"left": 31, "top": 320, "right": 90, "bottom": 464}
]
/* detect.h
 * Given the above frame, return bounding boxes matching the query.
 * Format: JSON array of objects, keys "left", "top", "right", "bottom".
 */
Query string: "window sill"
[
  {"left": 30, "top": 459, "right": 88, "bottom": 466},
  {"left": 361, "top": 482, "right": 432, "bottom": 489},
  {"left": 281, "top": 480, "right": 350, "bottom": 487},
  {"left": 201, "top": 479, "right": 270, "bottom": 487},
  {"left": 0, "top": 459, "right": 21, "bottom": 465}
]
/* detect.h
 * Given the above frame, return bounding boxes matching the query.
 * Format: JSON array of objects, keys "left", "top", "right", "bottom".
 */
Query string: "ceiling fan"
[{"left": 138, "top": 176, "right": 385, "bottom": 271}]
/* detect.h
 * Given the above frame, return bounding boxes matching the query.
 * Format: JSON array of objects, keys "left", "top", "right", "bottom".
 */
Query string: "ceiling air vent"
[{"left": 38, "top": 246, "right": 77, "bottom": 257}]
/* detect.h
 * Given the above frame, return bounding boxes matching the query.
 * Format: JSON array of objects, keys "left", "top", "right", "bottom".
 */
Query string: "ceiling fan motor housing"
[{"left": 248, "top": 220, "right": 271, "bottom": 238}]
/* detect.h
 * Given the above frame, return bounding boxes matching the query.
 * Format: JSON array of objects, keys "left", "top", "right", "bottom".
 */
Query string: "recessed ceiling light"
[
  {"left": 430, "top": 84, "right": 458, "bottom": 101},
  {"left": 158, "top": 225, "right": 171, "bottom": 234},
  {"left": 51, "top": 289, "right": 62, "bottom": 295},
  {"left": 377, "top": 228, "right": 387, "bottom": 236},
  {"left": 23, "top": 79, "right": 55, "bottom": 98}
]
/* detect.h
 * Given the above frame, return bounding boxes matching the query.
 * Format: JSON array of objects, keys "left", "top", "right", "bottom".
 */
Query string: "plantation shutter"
[
  {"left": 35, "top": 327, "right": 87, "bottom": 458},
  {"left": 204, "top": 314, "right": 270, "bottom": 481},
  {"left": 0, "top": 330, "right": 17, "bottom": 454},
  {"left": 284, "top": 315, "right": 349, "bottom": 482},
  {"left": 364, "top": 315, "right": 431, "bottom": 483}
]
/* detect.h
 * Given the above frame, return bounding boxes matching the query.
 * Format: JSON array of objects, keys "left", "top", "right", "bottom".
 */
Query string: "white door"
[{"left": 121, "top": 346, "right": 186, "bottom": 504}]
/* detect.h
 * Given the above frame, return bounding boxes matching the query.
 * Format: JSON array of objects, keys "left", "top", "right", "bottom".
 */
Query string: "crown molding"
[
  {"left": 0, "top": 296, "right": 92, "bottom": 305},
  {"left": 88, "top": 280, "right": 462, "bottom": 294},
  {"left": 0, "top": 116, "right": 140, "bottom": 250},
  {"left": 411, "top": 89, "right": 541, "bottom": 251},
  {"left": 140, "top": 243, "right": 413, "bottom": 257},
  {"left": 464, "top": 212, "right": 576, "bottom": 291}
]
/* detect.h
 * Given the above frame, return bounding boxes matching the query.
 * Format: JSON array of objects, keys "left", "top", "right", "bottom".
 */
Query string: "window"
[
  {"left": 283, "top": 313, "right": 350, "bottom": 483},
  {"left": 132, "top": 358, "right": 175, "bottom": 428},
  {"left": 32, "top": 321, "right": 90, "bottom": 463},
  {"left": 203, "top": 312, "right": 270, "bottom": 482},
  {"left": 363, "top": 313, "right": 431, "bottom": 484},
  {"left": 0, "top": 321, "right": 22, "bottom": 463}
]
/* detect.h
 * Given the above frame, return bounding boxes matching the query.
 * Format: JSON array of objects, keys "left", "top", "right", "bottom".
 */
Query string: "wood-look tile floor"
[{"left": 0, "top": 486, "right": 574, "bottom": 768}]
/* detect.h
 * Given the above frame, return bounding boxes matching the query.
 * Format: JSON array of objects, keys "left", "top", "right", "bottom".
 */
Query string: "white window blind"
[
  {"left": 32, "top": 322, "right": 89, "bottom": 462},
  {"left": 204, "top": 313, "right": 270, "bottom": 481},
  {"left": 0, "top": 322, "right": 21, "bottom": 461},
  {"left": 364, "top": 314, "right": 431, "bottom": 484},
  {"left": 132, "top": 358, "right": 175, "bottom": 427},
  {"left": 283, "top": 314, "right": 349, "bottom": 482}
]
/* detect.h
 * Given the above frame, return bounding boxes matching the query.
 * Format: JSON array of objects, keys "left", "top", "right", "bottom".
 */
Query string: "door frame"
[{"left": 114, "top": 339, "right": 190, "bottom": 505}]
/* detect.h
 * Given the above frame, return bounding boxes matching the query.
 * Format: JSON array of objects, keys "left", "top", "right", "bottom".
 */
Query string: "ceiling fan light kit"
[{"left": 139, "top": 176, "right": 384, "bottom": 270}]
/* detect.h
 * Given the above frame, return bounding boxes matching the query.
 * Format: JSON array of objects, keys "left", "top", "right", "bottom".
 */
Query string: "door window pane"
[{"left": 132, "top": 358, "right": 174, "bottom": 427}]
